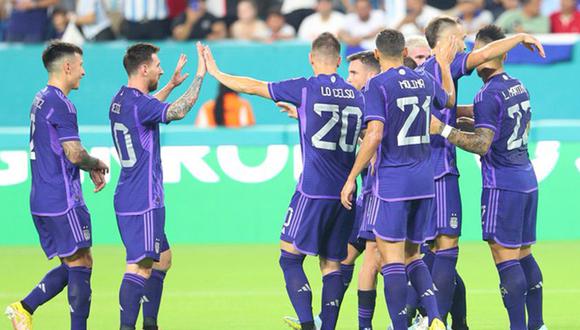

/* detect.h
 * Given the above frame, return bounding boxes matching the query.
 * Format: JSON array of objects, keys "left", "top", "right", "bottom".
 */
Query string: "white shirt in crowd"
[
  {"left": 121, "top": 0, "right": 168, "bottom": 22},
  {"left": 298, "top": 11, "right": 345, "bottom": 41},
  {"left": 461, "top": 10, "right": 494, "bottom": 35},
  {"left": 342, "top": 9, "right": 385, "bottom": 41},
  {"left": 76, "top": 0, "right": 112, "bottom": 39},
  {"left": 391, "top": 5, "right": 441, "bottom": 36}
]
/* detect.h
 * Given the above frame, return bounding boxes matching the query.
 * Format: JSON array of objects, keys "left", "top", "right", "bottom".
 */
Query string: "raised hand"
[
  {"left": 195, "top": 41, "right": 206, "bottom": 77},
  {"left": 519, "top": 34, "right": 545, "bottom": 58},
  {"left": 202, "top": 45, "right": 219, "bottom": 77},
  {"left": 170, "top": 54, "right": 189, "bottom": 88},
  {"left": 276, "top": 102, "right": 298, "bottom": 119},
  {"left": 435, "top": 35, "right": 458, "bottom": 67}
]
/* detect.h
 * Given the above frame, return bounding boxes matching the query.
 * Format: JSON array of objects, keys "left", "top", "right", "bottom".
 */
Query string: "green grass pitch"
[{"left": 1, "top": 242, "right": 579, "bottom": 329}]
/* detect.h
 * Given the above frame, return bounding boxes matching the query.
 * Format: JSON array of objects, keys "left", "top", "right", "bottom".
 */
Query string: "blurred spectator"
[
  {"left": 264, "top": 8, "right": 295, "bottom": 41},
  {"left": 550, "top": 0, "right": 580, "bottom": 33},
  {"left": 485, "top": 0, "right": 519, "bottom": 19},
  {"left": 392, "top": 0, "right": 441, "bottom": 36},
  {"left": 72, "top": 0, "right": 115, "bottom": 41},
  {"left": 281, "top": 0, "right": 315, "bottom": 32},
  {"left": 172, "top": 0, "right": 226, "bottom": 40},
  {"left": 5, "top": 0, "right": 59, "bottom": 42},
  {"left": 496, "top": 0, "right": 550, "bottom": 33},
  {"left": 427, "top": 0, "right": 457, "bottom": 10},
  {"left": 230, "top": 0, "right": 269, "bottom": 40},
  {"left": 0, "top": 0, "right": 8, "bottom": 40},
  {"left": 49, "top": 6, "right": 69, "bottom": 39},
  {"left": 456, "top": 0, "right": 493, "bottom": 34},
  {"left": 405, "top": 35, "right": 431, "bottom": 66},
  {"left": 195, "top": 84, "right": 256, "bottom": 128},
  {"left": 121, "top": 0, "right": 171, "bottom": 40},
  {"left": 297, "top": 0, "right": 345, "bottom": 41},
  {"left": 339, "top": 0, "right": 385, "bottom": 46},
  {"left": 341, "top": 0, "right": 384, "bottom": 11}
]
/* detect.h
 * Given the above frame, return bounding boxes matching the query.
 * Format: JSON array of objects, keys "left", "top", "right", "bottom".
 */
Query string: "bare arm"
[
  {"left": 430, "top": 116, "right": 494, "bottom": 156},
  {"left": 341, "top": 120, "right": 383, "bottom": 209},
  {"left": 435, "top": 35, "right": 459, "bottom": 108},
  {"left": 62, "top": 140, "right": 108, "bottom": 171},
  {"left": 466, "top": 33, "right": 545, "bottom": 70},
  {"left": 457, "top": 104, "right": 474, "bottom": 118},
  {"left": 203, "top": 45, "right": 270, "bottom": 99}
]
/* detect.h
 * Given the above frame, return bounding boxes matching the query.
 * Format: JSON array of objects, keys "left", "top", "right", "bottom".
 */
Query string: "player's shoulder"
[{"left": 44, "top": 86, "right": 77, "bottom": 114}]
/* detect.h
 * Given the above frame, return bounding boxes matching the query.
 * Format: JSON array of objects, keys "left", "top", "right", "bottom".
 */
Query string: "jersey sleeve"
[
  {"left": 48, "top": 103, "right": 80, "bottom": 142},
  {"left": 137, "top": 95, "right": 171, "bottom": 125},
  {"left": 267, "top": 77, "right": 307, "bottom": 106},
  {"left": 363, "top": 78, "right": 386, "bottom": 123},
  {"left": 451, "top": 52, "right": 474, "bottom": 79},
  {"left": 474, "top": 90, "right": 500, "bottom": 133}
]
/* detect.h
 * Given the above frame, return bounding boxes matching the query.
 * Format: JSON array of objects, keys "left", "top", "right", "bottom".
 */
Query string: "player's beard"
[{"left": 148, "top": 79, "right": 159, "bottom": 92}]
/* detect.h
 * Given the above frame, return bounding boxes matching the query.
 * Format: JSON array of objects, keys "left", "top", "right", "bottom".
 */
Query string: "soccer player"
[
  {"left": 341, "top": 29, "right": 458, "bottom": 330},
  {"left": 279, "top": 50, "right": 381, "bottom": 330},
  {"left": 5, "top": 41, "right": 109, "bottom": 330},
  {"left": 430, "top": 25, "right": 546, "bottom": 330},
  {"left": 109, "top": 42, "right": 206, "bottom": 330},
  {"left": 420, "top": 16, "right": 545, "bottom": 327},
  {"left": 202, "top": 33, "right": 365, "bottom": 330}
]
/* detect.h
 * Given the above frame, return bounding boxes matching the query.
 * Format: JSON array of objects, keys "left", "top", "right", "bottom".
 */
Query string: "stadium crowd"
[{"left": 0, "top": 0, "right": 579, "bottom": 43}]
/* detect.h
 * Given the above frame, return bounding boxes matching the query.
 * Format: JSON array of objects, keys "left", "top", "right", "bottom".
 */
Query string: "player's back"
[
  {"left": 270, "top": 74, "right": 365, "bottom": 198},
  {"left": 29, "top": 85, "right": 84, "bottom": 215},
  {"left": 109, "top": 86, "right": 170, "bottom": 214},
  {"left": 365, "top": 66, "right": 448, "bottom": 200},
  {"left": 421, "top": 52, "right": 473, "bottom": 178},
  {"left": 475, "top": 73, "right": 537, "bottom": 192}
]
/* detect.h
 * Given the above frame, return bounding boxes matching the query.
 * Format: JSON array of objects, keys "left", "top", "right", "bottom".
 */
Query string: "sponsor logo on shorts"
[
  {"left": 155, "top": 240, "right": 160, "bottom": 254},
  {"left": 481, "top": 205, "right": 487, "bottom": 225},
  {"left": 450, "top": 213, "right": 458, "bottom": 229}
]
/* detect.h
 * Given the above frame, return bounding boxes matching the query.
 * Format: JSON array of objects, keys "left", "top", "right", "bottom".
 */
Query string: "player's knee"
[
  {"left": 64, "top": 248, "right": 93, "bottom": 268},
  {"left": 279, "top": 250, "right": 305, "bottom": 271},
  {"left": 127, "top": 259, "right": 154, "bottom": 278},
  {"left": 519, "top": 245, "right": 532, "bottom": 259},
  {"left": 404, "top": 242, "right": 421, "bottom": 260},
  {"left": 154, "top": 250, "right": 172, "bottom": 272},
  {"left": 435, "top": 235, "right": 459, "bottom": 250},
  {"left": 319, "top": 258, "right": 340, "bottom": 275}
]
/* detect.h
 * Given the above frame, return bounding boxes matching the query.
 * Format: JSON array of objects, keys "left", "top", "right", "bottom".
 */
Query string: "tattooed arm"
[
  {"left": 62, "top": 140, "right": 108, "bottom": 171},
  {"left": 165, "top": 42, "right": 206, "bottom": 122},
  {"left": 430, "top": 115, "right": 494, "bottom": 156}
]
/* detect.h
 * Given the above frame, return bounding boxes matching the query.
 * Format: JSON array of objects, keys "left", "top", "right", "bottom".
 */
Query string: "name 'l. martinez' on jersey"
[
  {"left": 29, "top": 85, "right": 85, "bottom": 215},
  {"left": 268, "top": 74, "right": 365, "bottom": 198},
  {"left": 109, "top": 86, "right": 170, "bottom": 215},
  {"left": 364, "top": 66, "right": 449, "bottom": 201},
  {"left": 421, "top": 52, "right": 474, "bottom": 178},
  {"left": 474, "top": 73, "right": 538, "bottom": 192}
]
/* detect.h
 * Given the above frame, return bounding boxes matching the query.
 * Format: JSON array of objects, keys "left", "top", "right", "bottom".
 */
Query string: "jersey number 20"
[{"left": 311, "top": 103, "right": 362, "bottom": 152}]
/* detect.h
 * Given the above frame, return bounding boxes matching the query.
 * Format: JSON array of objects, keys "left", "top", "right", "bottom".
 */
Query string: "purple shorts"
[
  {"left": 426, "top": 175, "right": 462, "bottom": 240},
  {"left": 482, "top": 188, "right": 538, "bottom": 248},
  {"left": 348, "top": 193, "right": 367, "bottom": 253},
  {"left": 116, "top": 207, "right": 170, "bottom": 263},
  {"left": 373, "top": 197, "right": 433, "bottom": 244},
  {"left": 32, "top": 206, "right": 92, "bottom": 259},
  {"left": 280, "top": 191, "right": 355, "bottom": 262},
  {"left": 358, "top": 193, "right": 379, "bottom": 241}
]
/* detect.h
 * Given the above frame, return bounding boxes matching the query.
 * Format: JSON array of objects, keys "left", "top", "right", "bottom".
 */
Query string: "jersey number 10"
[
  {"left": 311, "top": 103, "right": 362, "bottom": 152},
  {"left": 113, "top": 123, "right": 137, "bottom": 168}
]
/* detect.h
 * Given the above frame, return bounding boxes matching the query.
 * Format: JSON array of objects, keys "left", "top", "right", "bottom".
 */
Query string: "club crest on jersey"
[
  {"left": 83, "top": 228, "right": 91, "bottom": 241},
  {"left": 450, "top": 213, "right": 458, "bottom": 229},
  {"left": 111, "top": 103, "right": 121, "bottom": 114}
]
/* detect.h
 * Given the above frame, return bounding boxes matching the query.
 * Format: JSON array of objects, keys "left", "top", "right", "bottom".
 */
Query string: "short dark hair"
[
  {"left": 347, "top": 50, "right": 380, "bottom": 73},
  {"left": 42, "top": 40, "right": 83, "bottom": 72},
  {"left": 425, "top": 16, "right": 460, "bottom": 49},
  {"left": 123, "top": 43, "right": 160, "bottom": 75},
  {"left": 403, "top": 57, "right": 418, "bottom": 70},
  {"left": 311, "top": 32, "right": 341, "bottom": 59},
  {"left": 476, "top": 24, "right": 506, "bottom": 45},
  {"left": 375, "top": 29, "right": 405, "bottom": 58}
]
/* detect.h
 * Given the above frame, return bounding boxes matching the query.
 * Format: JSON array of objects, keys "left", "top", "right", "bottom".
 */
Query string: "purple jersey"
[
  {"left": 474, "top": 73, "right": 537, "bottom": 193},
  {"left": 109, "top": 86, "right": 170, "bottom": 215},
  {"left": 421, "top": 52, "right": 473, "bottom": 178},
  {"left": 268, "top": 74, "right": 365, "bottom": 198},
  {"left": 29, "top": 85, "right": 85, "bottom": 216},
  {"left": 364, "top": 66, "right": 448, "bottom": 201}
]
